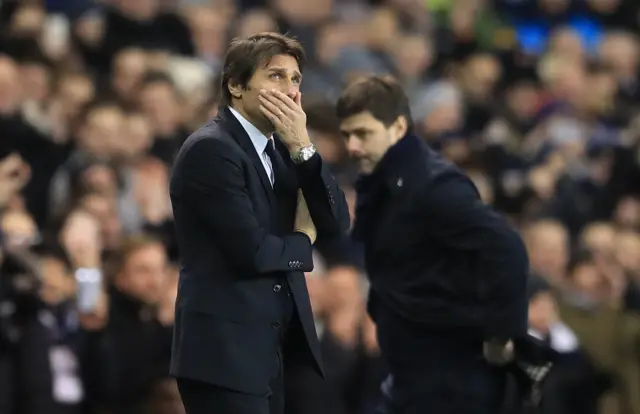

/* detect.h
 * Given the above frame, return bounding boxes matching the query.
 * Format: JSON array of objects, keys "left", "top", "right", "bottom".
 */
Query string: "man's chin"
[{"left": 358, "top": 162, "right": 374, "bottom": 175}]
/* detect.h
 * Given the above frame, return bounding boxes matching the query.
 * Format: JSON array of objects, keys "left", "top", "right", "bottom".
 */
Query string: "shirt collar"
[{"left": 228, "top": 106, "right": 272, "bottom": 154}]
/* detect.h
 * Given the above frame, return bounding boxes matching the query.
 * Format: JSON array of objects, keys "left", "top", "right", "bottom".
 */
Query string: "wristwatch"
[{"left": 290, "top": 144, "right": 316, "bottom": 164}]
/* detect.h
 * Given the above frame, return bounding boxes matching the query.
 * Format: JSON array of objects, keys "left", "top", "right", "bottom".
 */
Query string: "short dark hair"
[
  {"left": 220, "top": 32, "right": 306, "bottom": 106},
  {"left": 32, "top": 242, "right": 73, "bottom": 272},
  {"left": 336, "top": 75, "right": 413, "bottom": 130}
]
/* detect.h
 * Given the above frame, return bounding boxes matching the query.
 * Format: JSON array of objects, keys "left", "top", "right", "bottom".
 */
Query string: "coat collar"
[
  {"left": 356, "top": 133, "right": 426, "bottom": 193},
  {"left": 352, "top": 134, "right": 426, "bottom": 242}
]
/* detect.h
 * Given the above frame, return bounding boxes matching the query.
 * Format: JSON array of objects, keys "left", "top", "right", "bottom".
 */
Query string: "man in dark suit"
[
  {"left": 169, "top": 33, "right": 350, "bottom": 414},
  {"left": 336, "top": 76, "right": 530, "bottom": 414}
]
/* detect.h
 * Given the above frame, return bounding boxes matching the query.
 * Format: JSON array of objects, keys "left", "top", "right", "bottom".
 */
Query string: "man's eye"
[{"left": 270, "top": 74, "right": 282, "bottom": 80}]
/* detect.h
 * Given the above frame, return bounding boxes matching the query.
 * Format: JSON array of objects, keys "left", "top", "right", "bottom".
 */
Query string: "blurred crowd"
[{"left": 0, "top": 0, "right": 639, "bottom": 414}]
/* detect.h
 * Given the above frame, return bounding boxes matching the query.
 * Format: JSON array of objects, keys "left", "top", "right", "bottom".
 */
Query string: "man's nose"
[
  {"left": 346, "top": 136, "right": 361, "bottom": 154},
  {"left": 282, "top": 80, "right": 299, "bottom": 99},
  {"left": 284, "top": 86, "right": 297, "bottom": 100}
]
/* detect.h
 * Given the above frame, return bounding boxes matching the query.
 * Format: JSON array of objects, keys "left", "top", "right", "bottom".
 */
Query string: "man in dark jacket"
[{"left": 336, "top": 76, "right": 530, "bottom": 414}]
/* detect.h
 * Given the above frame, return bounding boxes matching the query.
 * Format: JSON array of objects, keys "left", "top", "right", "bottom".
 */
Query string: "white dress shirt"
[{"left": 229, "top": 107, "right": 276, "bottom": 186}]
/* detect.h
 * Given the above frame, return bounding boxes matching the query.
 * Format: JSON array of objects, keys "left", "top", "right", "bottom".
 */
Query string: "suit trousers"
[{"left": 177, "top": 348, "right": 285, "bottom": 414}]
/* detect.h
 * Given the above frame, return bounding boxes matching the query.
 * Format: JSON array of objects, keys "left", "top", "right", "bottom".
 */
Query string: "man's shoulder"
[
  {"left": 175, "top": 119, "right": 240, "bottom": 164},
  {"left": 402, "top": 141, "right": 463, "bottom": 188}
]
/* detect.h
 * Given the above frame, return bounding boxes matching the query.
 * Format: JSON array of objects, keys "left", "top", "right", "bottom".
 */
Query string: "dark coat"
[
  {"left": 352, "top": 134, "right": 530, "bottom": 413},
  {"left": 168, "top": 106, "right": 350, "bottom": 396},
  {"left": 353, "top": 134, "right": 529, "bottom": 343}
]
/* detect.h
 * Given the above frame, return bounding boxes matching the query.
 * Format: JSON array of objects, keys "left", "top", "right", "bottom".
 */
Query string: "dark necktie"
[{"left": 264, "top": 139, "right": 282, "bottom": 186}]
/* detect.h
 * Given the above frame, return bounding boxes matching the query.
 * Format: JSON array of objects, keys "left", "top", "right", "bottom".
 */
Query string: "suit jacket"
[{"left": 168, "top": 106, "right": 350, "bottom": 395}]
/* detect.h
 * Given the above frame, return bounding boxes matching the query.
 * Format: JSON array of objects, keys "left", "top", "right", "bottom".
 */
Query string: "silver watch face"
[{"left": 297, "top": 145, "right": 316, "bottom": 162}]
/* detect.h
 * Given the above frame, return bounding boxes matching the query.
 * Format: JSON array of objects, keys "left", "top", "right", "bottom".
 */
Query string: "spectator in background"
[{"left": 558, "top": 249, "right": 640, "bottom": 414}]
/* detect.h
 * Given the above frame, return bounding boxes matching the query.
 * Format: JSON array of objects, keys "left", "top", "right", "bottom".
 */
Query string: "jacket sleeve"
[
  {"left": 295, "top": 153, "right": 351, "bottom": 241},
  {"left": 176, "top": 138, "right": 313, "bottom": 274},
  {"left": 421, "top": 171, "right": 529, "bottom": 340}
]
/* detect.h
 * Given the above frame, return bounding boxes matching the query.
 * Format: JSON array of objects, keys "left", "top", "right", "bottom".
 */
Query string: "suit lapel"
[{"left": 219, "top": 107, "right": 276, "bottom": 209}]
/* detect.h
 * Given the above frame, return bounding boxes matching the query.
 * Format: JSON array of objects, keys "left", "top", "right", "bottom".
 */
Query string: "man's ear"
[
  {"left": 391, "top": 116, "right": 408, "bottom": 141},
  {"left": 228, "top": 81, "right": 243, "bottom": 99}
]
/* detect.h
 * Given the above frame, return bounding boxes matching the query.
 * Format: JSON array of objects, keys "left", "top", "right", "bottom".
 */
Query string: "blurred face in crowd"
[
  {"left": 460, "top": 54, "right": 501, "bottom": 102},
  {"left": 528, "top": 291, "right": 558, "bottom": 334},
  {"left": 236, "top": 9, "right": 277, "bottom": 40},
  {"left": 545, "top": 60, "right": 587, "bottom": 104},
  {"left": 21, "top": 61, "right": 51, "bottom": 103},
  {"left": 367, "top": 8, "right": 399, "bottom": 50},
  {"left": 614, "top": 196, "right": 640, "bottom": 229},
  {"left": 585, "top": 70, "right": 617, "bottom": 114},
  {"left": 525, "top": 221, "right": 569, "bottom": 284},
  {"left": 506, "top": 82, "right": 539, "bottom": 121},
  {"left": 230, "top": 54, "right": 302, "bottom": 135},
  {"left": 40, "top": 256, "right": 75, "bottom": 306},
  {"left": 9, "top": 5, "right": 45, "bottom": 39},
  {"left": 615, "top": 231, "right": 640, "bottom": 279},
  {"left": 122, "top": 113, "right": 153, "bottom": 160},
  {"left": 0, "top": 210, "right": 39, "bottom": 251},
  {"left": 139, "top": 80, "right": 182, "bottom": 135},
  {"left": 341, "top": 111, "right": 407, "bottom": 174},
  {"left": 78, "top": 105, "right": 125, "bottom": 156},
  {"left": 315, "top": 22, "right": 349, "bottom": 66},
  {"left": 548, "top": 28, "right": 585, "bottom": 63},
  {"left": 112, "top": 48, "right": 148, "bottom": 102},
  {"left": 450, "top": 0, "right": 477, "bottom": 38},
  {"left": 570, "top": 262, "right": 603, "bottom": 298},
  {"left": 55, "top": 74, "right": 95, "bottom": 123},
  {"left": 393, "top": 34, "right": 432, "bottom": 80},
  {"left": 579, "top": 222, "right": 616, "bottom": 257},
  {"left": 116, "top": 242, "right": 168, "bottom": 305},
  {"left": 587, "top": 0, "right": 620, "bottom": 12},
  {"left": 598, "top": 33, "right": 639, "bottom": 79},
  {"left": 539, "top": 0, "right": 571, "bottom": 15},
  {"left": 80, "top": 163, "right": 119, "bottom": 197},
  {"left": 186, "top": 6, "right": 227, "bottom": 58},
  {"left": 115, "top": 0, "right": 159, "bottom": 21},
  {"left": 422, "top": 102, "right": 463, "bottom": 136},
  {"left": 271, "top": 0, "right": 332, "bottom": 26},
  {"left": 0, "top": 56, "right": 22, "bottom": 115}
]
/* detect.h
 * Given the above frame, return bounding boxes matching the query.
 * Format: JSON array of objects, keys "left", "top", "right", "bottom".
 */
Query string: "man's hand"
[
  {"left": 258, "top": 89, "right": 311, "bottom": 153},
  {"left": 60, "top": 210, "right": 103, "bottom": 268},
  {"left": 483, "top": 339, "right": 515, "bottom": 366},
  {"left": 134, "top": 158, "right": 172, "bottom": 224},
  {"left": 294, "top": 189, "right": 316, "bottom": 244}
]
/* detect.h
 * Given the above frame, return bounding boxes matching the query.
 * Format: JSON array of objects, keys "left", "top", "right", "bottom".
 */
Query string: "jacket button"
[
  {"left": 271, "top": 321, "right": 282, "bottom": 329},
  {"left": 273, "top": 284, "right": 282, "bottom": 293}
]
